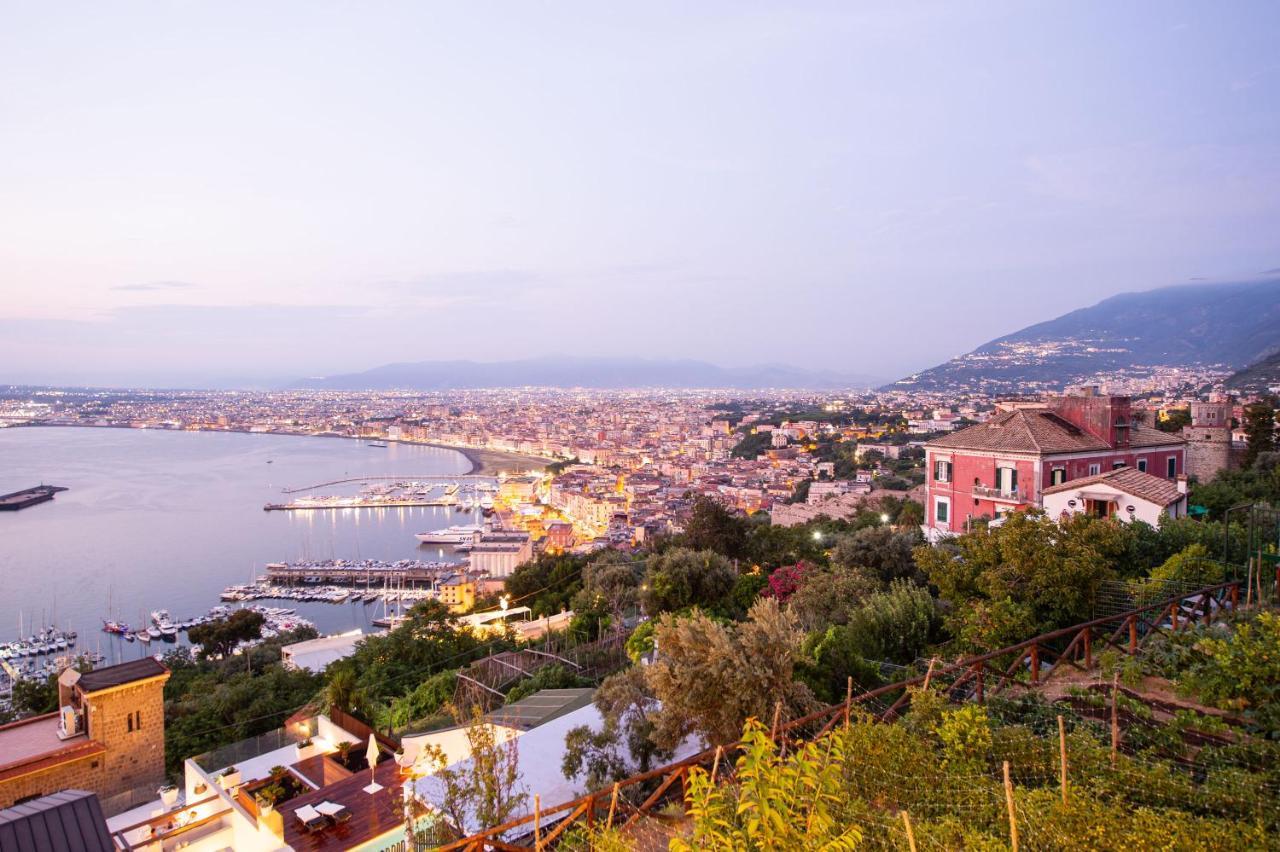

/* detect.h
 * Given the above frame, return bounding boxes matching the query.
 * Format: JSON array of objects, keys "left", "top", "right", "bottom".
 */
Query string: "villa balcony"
[{"left": 971, "top": 485, "right": 1029, "bottom": 504}]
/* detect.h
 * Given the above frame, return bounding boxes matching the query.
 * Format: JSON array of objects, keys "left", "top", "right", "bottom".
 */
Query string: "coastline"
[{"left": 4, "top": 422, "right": 550, "bottom": 477}]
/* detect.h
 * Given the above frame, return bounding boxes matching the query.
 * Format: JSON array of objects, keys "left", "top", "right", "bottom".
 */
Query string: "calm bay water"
[{"left": 0, "top": 427, "right": 481, "bottom": 664}]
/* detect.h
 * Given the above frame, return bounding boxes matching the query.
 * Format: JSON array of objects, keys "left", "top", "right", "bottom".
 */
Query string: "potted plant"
[
  {"left": 192, "top": 780, "right": 207, "bottom": 796},
  {"left": 294, "top": 737, "right": 317, "bottom": 761},
  {"left": 218, "top": 765, "right": 241, "bottom": 790},
  {"left": 158, "top": 784, "right": 179, "bottom": 808}
]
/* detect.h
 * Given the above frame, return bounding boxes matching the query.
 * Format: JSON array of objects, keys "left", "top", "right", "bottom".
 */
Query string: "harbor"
[
  {"left": 259, "top": 558, "right": 459, "bottom": 586},
  {"left": 265, "top": 477, "right": 497, "bottom": 512}
]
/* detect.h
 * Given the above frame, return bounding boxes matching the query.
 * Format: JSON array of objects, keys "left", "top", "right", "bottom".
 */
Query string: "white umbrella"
[{"left": 363, "top": 734, "right": 383, "bottom": 794}]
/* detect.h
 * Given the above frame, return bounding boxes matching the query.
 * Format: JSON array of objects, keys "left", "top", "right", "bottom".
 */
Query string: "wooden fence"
[{"left": 437, "top": 579, "right": 1246, "bottom": 850}]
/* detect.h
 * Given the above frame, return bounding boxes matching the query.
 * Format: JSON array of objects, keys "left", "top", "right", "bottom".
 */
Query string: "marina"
[
  {"left": 258, "top": 558, "right": 459, "bottom": 586},
  {"left": 264, "top": 477, "right": 498, "bottom": 512}
]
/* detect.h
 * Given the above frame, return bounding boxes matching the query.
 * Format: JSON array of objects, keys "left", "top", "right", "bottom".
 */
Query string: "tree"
[
  {"left": 562, "top": 667, "right": 670, "bottom": 790},
  {"left": 642, "top": 548, "right": 737, "bottom": 614},
  {"left": 572, "top": 552, "right": 644, "bottom": 619},
  {"left": 423, "top": 706, "right": 527, "bottom": 840},
  {"left": 1242, "top": 400, "right": 1277, "bottom": 468},
  {"left": 504, "top": 552, "right": 588, "bottom": 616},
  {"left": 645, "top": 598, "right": 813, "bottom": 749},
  {"left": 1156, "top": 409, "right": 1192, "bottom": 434},
  {"left": 671, "top": 719, "right": 861, "bottom": 852},
  {"left": 187, "top": 609, "right": 265, "bottom": 659},
  {"left": 786, "top": 565, "right": 878, "bottom": 632},
  {"left": 678, "top": 497, "right": 750, "bottom": 558},
  {"left": 830, "top": 525, "right": 924, "bottom": 586}
]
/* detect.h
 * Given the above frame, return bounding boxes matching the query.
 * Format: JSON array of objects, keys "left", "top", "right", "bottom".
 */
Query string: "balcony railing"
[{"left": 971, "top": 485, "right": 1027, "bottom": 503}]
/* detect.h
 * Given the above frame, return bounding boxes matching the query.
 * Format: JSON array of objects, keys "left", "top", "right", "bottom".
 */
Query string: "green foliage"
[
  {"left": 1242, "top": 399, "right": 1277, "bottom": 468},
  {"left": 641, "top": 547, "right": 737, "bottom": 614},
  {"left": 936, "top": 704, "right": 993, "bottom": 771},
  {"left": 730, "top": 430, "right": 773, "bottom": 460},
  {"left": 916, "top": 512, "right": 1127, "bottom": 650},
  {"left": 385, "top": 669, "right": 457, "bottom": 730},
  {"left": 326, "top": 600, "right": 505, "bottom": 729},
  {"left": 562, "top": 667, "right": 668, "bottom": 790},
  {"left": 671, "top": 719, "right": 862, "bottom": 852},
  {"left": 503, "top": 552, "right": 589, "bottom": 616},
  {"left": 786, "top": 564, "right": 878, "bottom": 631},
  {"left": 503, "top": 664, "right": 589, "bottom": 704},
  {"left": 829, "top": 525, "right": 924, "bottom": 586},
  {"left": 187, "top": 609, "right": 265, "bottom": 659},
  {"left": 424, "top": 706, "right": 527, "bottom": 841},
  {"left": 1179, "top": 611, "right": 1280, "bottom": 735},
  {"left": 676, "top": 497, "right": 751, "bottom": 559},
  {"left": 646, "top": 599, "right": 813, "bottom": 749}
]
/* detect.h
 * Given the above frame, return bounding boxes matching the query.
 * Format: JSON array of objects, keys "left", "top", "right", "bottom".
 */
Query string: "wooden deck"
[
  {"left": 279, "top": 759, "right": 406, "bottom": 851},
  {"left": 292, "top": 754, "right": 355, "bottom": 788}
]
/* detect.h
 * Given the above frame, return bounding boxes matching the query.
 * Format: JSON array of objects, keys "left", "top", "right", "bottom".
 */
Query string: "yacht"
[{"left": 414, "top": 524, "right": 483, "bottom": 544}]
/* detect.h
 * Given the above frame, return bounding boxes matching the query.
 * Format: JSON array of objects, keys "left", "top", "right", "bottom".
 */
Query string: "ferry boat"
[
  {"left": 414, "top": 524, "right": 483, "bottom": 544},
  {"left": 367, "top": 441, "right": 389, "bottom": 448}
]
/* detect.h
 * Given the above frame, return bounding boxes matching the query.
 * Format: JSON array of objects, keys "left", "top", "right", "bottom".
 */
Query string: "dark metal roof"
[
  {"left": 0, "top": 789, "right": 112, "bottom": 852},
  {"left": 76, "top": 657, "right": 168, "bottom": 693}
]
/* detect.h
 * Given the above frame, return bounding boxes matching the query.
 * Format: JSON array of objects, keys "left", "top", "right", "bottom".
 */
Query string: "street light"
[
  {"left": 880, "top": 513, "right": 891, "bottom": 525},
  {"left": 812, "top": 530, "right": 823, "bottom": 541}
]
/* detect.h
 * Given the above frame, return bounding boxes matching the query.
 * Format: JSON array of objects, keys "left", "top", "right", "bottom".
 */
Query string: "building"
[
  {"left": 0, "top": 789, "right": 114, "bottom": 851},
  {"left": 923, "top": 388, "right": 1186, "bottom": 539},
  {"left": 1041, "top": 468, "right": 1189, "bottom": 525},
  {"left": 281, "top": 629, "right": 366, "bottom": 674},
  {"left": 1181, "top": 396, "right": 1237, "bottom": 482},
  {"left": 0, "top": 659, "right": 170, "bottom": 814},
  {"left": 543, "top": 520, "right": 574, "bottom": 552},
  {"left": 468, "top": 530, "right": 534, "bottom": 578},
  {"left": 439, "top": 574, "right": 478, "bottom": 612}
]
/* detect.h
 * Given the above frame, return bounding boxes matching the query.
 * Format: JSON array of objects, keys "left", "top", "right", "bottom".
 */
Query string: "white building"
[{"left": 1041, "top": 468, "right": 1189, "bottom": 526}]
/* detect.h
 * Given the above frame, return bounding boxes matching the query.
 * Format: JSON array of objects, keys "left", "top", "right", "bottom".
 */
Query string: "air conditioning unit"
[{"left": 57, "top": 705, "right": 83, "bottom": 740}]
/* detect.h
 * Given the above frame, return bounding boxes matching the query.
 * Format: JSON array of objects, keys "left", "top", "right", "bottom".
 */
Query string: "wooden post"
[
  {"left": 1170, "top": 602, "right": 1178, "bottom": 632},
  {"left": 1057, "top": 715, "right": 1068, "bottom": 806},
  {"left": 1002, "top": 761, "right": 1019, "bottom": 852},
  {"left": 1128, "top": 616, "right": 1137, "bottom": 655},
  {"left": 975, "top": 664, "right": 984, "bottom": 704},
  {"left": 923, "top": 657, "right": 937, "bottom": 689},
  {"left": 709, "top": 745, "right": 723, "bottom": 784},
  {"left": 1110, "top": 673, "right": 1120, "bottom": 769},
  {"left": 844, "top": 676, "right": 853, "bottom": 728},
  {"left": 1083, "top": 630, "right": 1092, "bottom": 668},
  {"left": 534, "top": 794, "right": 541, "bottom": 850},
  {"left": 770, "top": 701, "right": 782, "bottom": 742},
  {"left": 1029, "top": 645, "right": 1040, "bottom": 685},
  {"left": 606, "top": 783, "right": 618, "bottom": 830},
  {"left": 1246, "top": 558, "right": 1254, "bottom": 607},
  {"left": 900, "top": 809, "right": 918, "bottom": 852},
  {"left": 1231, "top": 582, "right": 1239, "bottom": 610}
]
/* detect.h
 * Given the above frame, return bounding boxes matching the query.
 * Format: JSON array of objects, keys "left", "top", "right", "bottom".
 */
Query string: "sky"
[{"left": 2, "top": 1, "right": 1279, "bottom": 388}]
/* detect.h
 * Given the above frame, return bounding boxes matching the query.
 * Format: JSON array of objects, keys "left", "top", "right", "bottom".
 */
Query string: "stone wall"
[{"left": 85, "top": 678, "right": 168, "bottom": 802}]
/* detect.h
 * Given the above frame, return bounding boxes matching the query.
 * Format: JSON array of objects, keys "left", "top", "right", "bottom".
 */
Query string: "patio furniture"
[
  {"left": 316, "top": 801, "right": 352, "bottom": 825},
  {"left": 294, "top": 804, "right": 327, "bottom": 833}
]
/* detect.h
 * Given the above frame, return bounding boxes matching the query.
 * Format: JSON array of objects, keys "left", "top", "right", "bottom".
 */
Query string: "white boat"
[{"left": 414, "top": 524, "right": 483, "bottom": 544}]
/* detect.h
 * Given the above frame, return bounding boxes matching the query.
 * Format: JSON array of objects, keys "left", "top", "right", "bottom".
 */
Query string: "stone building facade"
[
  {"left": 1181, "top": 397, "right": 1237, "bottom": 483},
  {"left": 0, "top": 658, "right": 169, "bottom": 814}
]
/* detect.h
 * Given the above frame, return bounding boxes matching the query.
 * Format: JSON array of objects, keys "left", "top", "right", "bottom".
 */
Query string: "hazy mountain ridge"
[
  {"left": 1226, "top": 350, "right": 1280, "bottom": 394},
  {"left": 290, "top": 356, "right": 885, "bottom": 391},
  {"left": 889, "top": 279, "right": 1280, "bottom": 393}
]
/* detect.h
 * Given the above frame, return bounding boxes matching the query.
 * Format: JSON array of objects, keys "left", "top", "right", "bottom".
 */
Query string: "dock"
[
  {"left": 261, "top": 559, "right": 459, "bottom": 584},
  {"left": 264, "top": 497, "right": 461, "bottom": 512},
  {"left": 0, "top": 485, "right": 68, "bottom": 512}
]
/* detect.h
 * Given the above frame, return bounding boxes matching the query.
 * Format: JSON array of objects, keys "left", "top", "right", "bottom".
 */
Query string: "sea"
[{"left": 0, "top": 426, "right": 491, "bottom": 665}]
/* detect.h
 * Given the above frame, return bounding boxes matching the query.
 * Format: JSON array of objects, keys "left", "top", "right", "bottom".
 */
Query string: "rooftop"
[
  {"left": 0, "top": 713, "right": 101, "bottom": 785},
  {"left": 76, "top": 657, "right": 169, "bottom": 693},
  {"left": 0, "top": 789, "right": 113, "bottom": 852},
  {"left": 1041, "top": 467, "right": 1186, "bottom": 506},
  {"left": 926, "top": 407, "right": 1182, "bottom": 455}
]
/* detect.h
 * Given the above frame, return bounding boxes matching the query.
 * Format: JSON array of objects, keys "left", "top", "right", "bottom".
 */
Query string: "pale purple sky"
[{"left": 2, "top": 1, "right": 1279, "bottom": 387}]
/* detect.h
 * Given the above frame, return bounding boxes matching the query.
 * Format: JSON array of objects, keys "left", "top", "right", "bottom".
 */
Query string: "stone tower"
[{"left": 1181, "top": 396, "right": 1234, "bottom": 483}]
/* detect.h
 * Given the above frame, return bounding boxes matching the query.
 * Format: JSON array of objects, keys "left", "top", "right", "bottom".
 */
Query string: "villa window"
[
  {"left": 996, "top": 466, "right": 1017, "bottom": 494},
  {"left": 1167, "top": 457, "right": 1177, "bottom": 478},
  {"left": 1088, "top": 463, "right": 1101, "bottom": 476},
  {"left": 934, "top": 460, "right": 951, "bottom": 483},
  {"left": 1137, "top": 458, "right": 1147, "bottom": 473},
  {"left": 1113, "top": 461, "right": 1126, "bottom": 470},
  {"left": 935, "top": 498, "right": 949, "bottom": 524},
  {"left": 1051, "top": 468, "right": 1066, "bottom": 486}
]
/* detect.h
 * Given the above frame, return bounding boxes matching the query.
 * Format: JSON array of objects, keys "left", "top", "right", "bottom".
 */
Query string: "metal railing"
[{"left": 971, "top": 484, "right": 1026, "bottom": 502}]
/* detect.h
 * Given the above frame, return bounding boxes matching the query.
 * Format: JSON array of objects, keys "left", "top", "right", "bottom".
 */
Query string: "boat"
[
  {"left": 414, "top": 524, "right": 483, "bottom": 544},
  {"left": 367, "top": 441, "right": 389, "bottom": 448},
  {"left": 102, "top": 620, "right": 130, "bottom": 635}
]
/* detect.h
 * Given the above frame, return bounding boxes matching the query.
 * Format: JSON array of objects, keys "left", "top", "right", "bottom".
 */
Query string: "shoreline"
[{"left": 3, "top": 422, "right": 551, "bottom": 478}]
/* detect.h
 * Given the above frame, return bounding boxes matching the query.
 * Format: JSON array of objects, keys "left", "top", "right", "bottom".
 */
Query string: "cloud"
[{"left": 111, "top": 280, "right": 199, "bottom": 292}]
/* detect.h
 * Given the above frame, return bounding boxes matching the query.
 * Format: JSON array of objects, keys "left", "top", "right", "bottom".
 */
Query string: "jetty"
[
  {"left": 260, "top": 558, "right": 458, "bottom": 585},
  {"left": 0, "top": 485, "right": 68, "bottom": 511}
]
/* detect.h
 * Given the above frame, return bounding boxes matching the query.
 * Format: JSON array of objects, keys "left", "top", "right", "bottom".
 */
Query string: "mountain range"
[
  {"left": 889, "top": 278, "right": 1280, "bottom": 393},
  {"left": 1227, "top": 350, "right": 1280, "bottom": 394},
  {"left": 291, "top": 356, "right": 885, "bottom": 391}
]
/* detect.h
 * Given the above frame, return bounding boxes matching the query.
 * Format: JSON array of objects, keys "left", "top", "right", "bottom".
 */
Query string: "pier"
[
  {"left": 0, "top": 485, "right": 68, "bottom": 511},
  {"left": 264, "top": 497, "right": 462, "bottom": 511},
  {"left": 261, "top": 559, "right": 458, "bottom": 585},
  {"left": 280, "top": 474, "right": 495, "bottom": 495}
]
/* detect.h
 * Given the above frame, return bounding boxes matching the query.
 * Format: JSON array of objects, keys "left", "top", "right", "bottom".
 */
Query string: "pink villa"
[{"left": 923, "top": 387, "right": 1186, "bottom": 539}]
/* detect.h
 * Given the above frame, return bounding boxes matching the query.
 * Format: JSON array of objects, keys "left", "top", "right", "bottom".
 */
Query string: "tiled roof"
[
  {"left": 1041, "top": 467, "right": 1185, "bottom": 506},
  {"left": 926, "top": 409, "right": 1183, "bottom": 455},
  {"left": 0, "top": 790, "right": 113, "bottom": 852},
  {"left": 76, "top": 658, "right": 168, "bottom": 693}
]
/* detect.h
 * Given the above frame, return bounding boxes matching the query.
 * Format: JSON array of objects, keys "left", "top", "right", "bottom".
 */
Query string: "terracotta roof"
[
  {"left": 926, "top": 409, "right": 1183, "bottom": 455},
  {"left": 76, "top": 658, "right": 168, "bottom": 693},
  {"left": 1041, "top": 467, "right": 1186, "bottom": 506}
]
